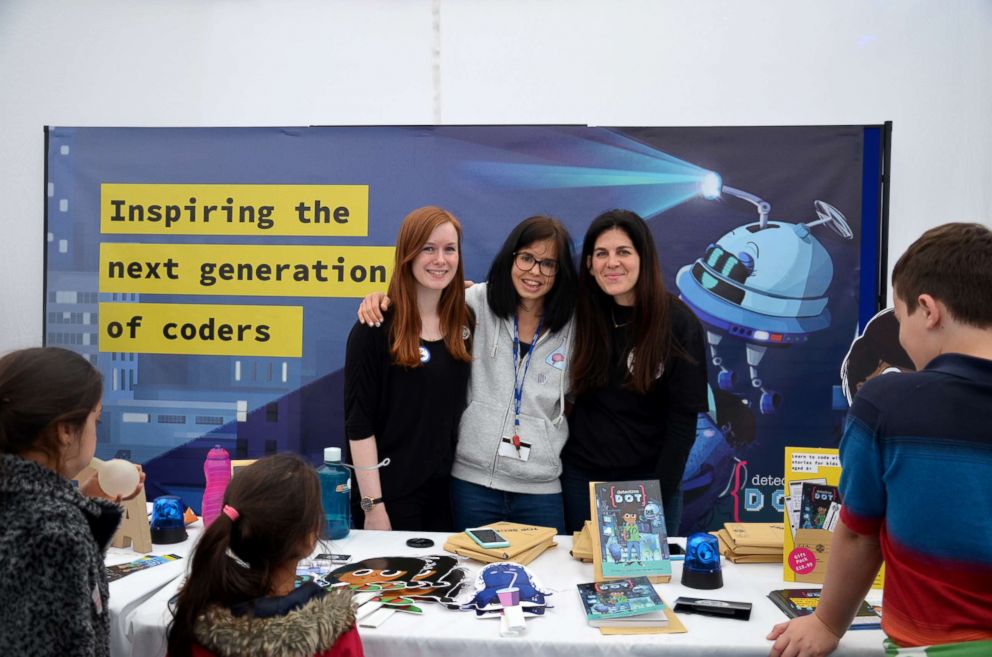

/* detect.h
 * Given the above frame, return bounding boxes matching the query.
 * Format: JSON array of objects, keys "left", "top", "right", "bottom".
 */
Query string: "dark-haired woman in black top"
[{"left": 562, "top": 209, "right": 708, "bottom": 536}]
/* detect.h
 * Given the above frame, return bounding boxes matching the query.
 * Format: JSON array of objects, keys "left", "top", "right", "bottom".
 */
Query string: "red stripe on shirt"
[
  {"left": 839, "top": 506, "right": 882, "bottom": 536},
  {"left": 878, "top": 524, "right": 992, "bottom": 646}
]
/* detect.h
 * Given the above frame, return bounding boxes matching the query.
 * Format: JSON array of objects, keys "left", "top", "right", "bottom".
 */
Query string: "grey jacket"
[
  {"left": 0, "top": 454, "right": 122, "bottom": 657},
  {"left": 451, "top": 283, "right": 573, "bottom": 494}
]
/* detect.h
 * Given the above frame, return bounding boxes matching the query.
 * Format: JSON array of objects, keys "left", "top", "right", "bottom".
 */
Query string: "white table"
[
  {"left": 116, "top": 530, "right": 885, "bottom": 657},
  {"left": 105, "top": 524, "right": 201, "bottom": 657}
]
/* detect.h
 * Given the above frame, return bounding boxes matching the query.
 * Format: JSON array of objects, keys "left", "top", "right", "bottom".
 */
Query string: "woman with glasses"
[
  {"left": 561, "top": 209, "right": 708, "bottom": 537},
  {"left": 360, "top": 216, "right": 577, "bottom": 533}
]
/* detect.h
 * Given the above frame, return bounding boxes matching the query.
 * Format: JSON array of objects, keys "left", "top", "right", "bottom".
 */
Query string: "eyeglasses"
[{"left": 513, "top": 252, "right": 558, "bottom": 276}]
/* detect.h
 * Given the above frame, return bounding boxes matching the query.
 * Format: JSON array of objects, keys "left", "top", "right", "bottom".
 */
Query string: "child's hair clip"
[{"left": 225, "top": 547, "right": 250, "bottom": 569}]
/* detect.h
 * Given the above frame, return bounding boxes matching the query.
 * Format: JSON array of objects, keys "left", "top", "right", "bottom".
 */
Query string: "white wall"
[{"left": 1, "top": 0, "right": 990, "bottom": 351}]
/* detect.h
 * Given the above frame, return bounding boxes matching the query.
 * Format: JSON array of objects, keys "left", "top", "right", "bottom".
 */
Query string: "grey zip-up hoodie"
[{"left": 451, "top": 283, "right": 573, "bottom": 494}]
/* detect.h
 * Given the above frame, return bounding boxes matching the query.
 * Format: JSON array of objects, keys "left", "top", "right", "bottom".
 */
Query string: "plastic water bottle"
[
  {"left": 201, "top": 445, "right": 231, "bottom": 527},
  {"left": 318, "top": 447, "right": 351, "bottom": 539}
]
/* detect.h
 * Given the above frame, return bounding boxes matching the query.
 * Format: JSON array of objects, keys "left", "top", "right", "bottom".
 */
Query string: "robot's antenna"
[
  {"left": 807, "top": 200, "right": 854, "bottom": 239},
  {"left": 722, "top": 186, "right": 772, "bottom": 229}
]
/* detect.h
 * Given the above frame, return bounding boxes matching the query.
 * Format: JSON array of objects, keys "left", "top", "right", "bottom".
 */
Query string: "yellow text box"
[
  {"left": 101, "top": 184, "right": 368, "bottom": 237},
  {"left": 99, "top": 243, "right": 394, "bottom": 297},
  {"left": 99, "top": 302, "right": 302, "bottom": 357}
]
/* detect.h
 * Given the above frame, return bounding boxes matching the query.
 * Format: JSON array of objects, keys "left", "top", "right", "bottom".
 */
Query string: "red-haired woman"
[{"left": 344, "top": 206, "right": 473, "bottom": 531}]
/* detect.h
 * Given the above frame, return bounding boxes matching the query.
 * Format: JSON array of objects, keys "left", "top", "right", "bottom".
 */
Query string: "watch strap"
[{"left": 361, "top": 496, "right": 384, "bottom": 511}]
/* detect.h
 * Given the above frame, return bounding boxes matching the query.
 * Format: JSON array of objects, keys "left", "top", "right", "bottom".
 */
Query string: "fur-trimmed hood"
[{"left": 194, "top": 587, "right": 356, "bottom": 657}]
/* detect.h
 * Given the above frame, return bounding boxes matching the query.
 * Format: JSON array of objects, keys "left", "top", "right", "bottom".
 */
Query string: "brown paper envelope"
[{"left": 794, "top": 527, "right": 833, "bottom": 583}]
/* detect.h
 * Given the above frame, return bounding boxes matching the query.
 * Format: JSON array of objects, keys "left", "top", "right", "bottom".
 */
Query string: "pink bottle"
[{"left": 201, "top": 445, "right": 232, "bottom": 527}]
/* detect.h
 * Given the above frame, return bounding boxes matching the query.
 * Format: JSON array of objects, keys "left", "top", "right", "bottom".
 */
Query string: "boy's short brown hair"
[{"left": 892, "top": 222, "right": 992, "bottom": 328}]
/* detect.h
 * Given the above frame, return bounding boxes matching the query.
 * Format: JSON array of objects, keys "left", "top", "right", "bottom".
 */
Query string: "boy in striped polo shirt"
[{"left": 769, "top": 222, "right": 992, "bottom": 657}]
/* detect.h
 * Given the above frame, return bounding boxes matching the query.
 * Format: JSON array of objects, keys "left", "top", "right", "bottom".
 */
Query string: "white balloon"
[{"left": 96, "top": 459, "right": 139, "bottom": 498}]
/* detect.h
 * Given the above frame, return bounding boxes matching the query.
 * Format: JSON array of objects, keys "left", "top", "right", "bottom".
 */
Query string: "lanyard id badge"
[
  {"left": 499, "top": 436, "right": 531, "bottom": 461},
  {"left": 511, "top": 314, "right": 543, "bottom": 456}
]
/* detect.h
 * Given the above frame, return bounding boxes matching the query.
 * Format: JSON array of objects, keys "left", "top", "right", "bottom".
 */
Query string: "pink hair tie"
[{"left": 222, "top": 505, "right": 240, "bottom": 521}]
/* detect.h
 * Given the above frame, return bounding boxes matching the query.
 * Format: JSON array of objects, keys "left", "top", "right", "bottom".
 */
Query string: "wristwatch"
[{"left": 360, "top": 496, "right": 383, "bottom": 513}]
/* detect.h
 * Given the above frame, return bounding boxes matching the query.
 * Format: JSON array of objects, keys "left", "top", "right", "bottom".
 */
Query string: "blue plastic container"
[{"left": 318, "top": 447, "right": 351, "bottom": 539}]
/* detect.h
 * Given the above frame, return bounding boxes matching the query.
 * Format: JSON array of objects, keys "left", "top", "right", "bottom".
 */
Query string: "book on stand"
[{"left": 589, "top": 480, "right": 671, "bottom": 582}]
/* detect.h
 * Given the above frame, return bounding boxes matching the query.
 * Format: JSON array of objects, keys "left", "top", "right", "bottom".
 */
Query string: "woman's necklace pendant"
[{"left": 611, "top": 308, "right": 631, "bottom": 328}]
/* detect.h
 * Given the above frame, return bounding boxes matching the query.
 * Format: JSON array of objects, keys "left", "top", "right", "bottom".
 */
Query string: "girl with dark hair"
[
  {"left": 166, "top": 454, "right": 362, "bottom": 657},
  {"left": 0, "top": 347, "right": 142, "bottom": 657},
  {"left": 562, "top": 209, "right": 708, "bottom": 536},
  {"left": 345, "top": 206, "right": 473, "bottom": 532},
  {"left": 359, "top": 215, "right": 578, "bottom": 533}
]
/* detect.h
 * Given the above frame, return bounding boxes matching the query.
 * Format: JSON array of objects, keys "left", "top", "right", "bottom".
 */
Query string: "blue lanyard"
[{"left": 512, "top": 314, "right": 543, "bottom": 451}]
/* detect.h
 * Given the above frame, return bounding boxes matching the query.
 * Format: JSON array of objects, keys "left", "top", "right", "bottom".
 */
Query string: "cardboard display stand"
[
  {"left": 75, "top": 464, "right": 152, "bottom": 553},
  {"left": 111, "top": 487, "right": 152, "bottom": 553}
]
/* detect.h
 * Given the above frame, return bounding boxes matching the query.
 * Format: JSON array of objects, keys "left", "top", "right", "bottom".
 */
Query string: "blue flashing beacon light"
[
  {"left": 681, "top": 532, "right": 724, "bottom": 590},
  {"left": 150, "top": 495, "right": 188, "bottom": 545}
]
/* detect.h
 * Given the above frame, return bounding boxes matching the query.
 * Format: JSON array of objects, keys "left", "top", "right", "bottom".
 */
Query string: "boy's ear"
[{"left": 917, "top": 294, "right": 943, "bottom": 329}]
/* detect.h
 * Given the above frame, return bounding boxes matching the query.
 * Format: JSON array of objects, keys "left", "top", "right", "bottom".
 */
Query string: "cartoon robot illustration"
[
  {"left": 637, "top": 501, "right": 664, "bottom": 560},
  {"left": 640, "top": 500, "right": 665, "bottom": 534},
  {"left": 462, "top": 562, "right": 552, "bottom": 616},
  {"left": 606, "top": 532, "right": 623, "bottom": 564},
  {"left": 677, "top": 173, "right": 854, "bottom": 414},
  {"left": 680, "top": 386, "right": 756, "bottom": 534}
]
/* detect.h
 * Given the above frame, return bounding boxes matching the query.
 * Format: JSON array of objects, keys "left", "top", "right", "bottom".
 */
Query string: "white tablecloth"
[
  {"left": 105, "top": 524, "right": 201, "bottom": 657},
  {"left": 115, "top": 530, "right": 885, "bottom": 657}
]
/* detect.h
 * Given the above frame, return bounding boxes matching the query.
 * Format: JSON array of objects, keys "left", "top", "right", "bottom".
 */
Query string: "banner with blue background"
[{"left": 44, "top": 125, "right": 885, "bottom": 531}]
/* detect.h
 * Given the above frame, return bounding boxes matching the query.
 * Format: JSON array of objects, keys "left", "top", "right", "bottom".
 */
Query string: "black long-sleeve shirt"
[
  {"left": 563, "top": 296, "right": 708, "bottom": 502},
  {"left": 343, "top": 314, "right": 471, "bottom": 501}
]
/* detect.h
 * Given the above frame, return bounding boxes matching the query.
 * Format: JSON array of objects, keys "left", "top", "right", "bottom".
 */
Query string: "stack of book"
[
  {"left": 576, "top": 576, "right": 669, "bottom": 630},
  {"left": 711, "top": 522, "right": 784, "bottom": 563},
  {"left": 442, "top": 522, "right": 557, "bottom": 565}
]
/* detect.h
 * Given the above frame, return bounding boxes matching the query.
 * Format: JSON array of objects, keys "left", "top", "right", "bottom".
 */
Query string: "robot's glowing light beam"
[
  {"left": 465, "top": 164, "right": 711, "bottom": 219},
  {"left": 700, "top": 171, "right": 723, "bottom": 200},
  {"left": 465, "top": 163, "right": 701, "bottom": 189},
  {"left": 462, "top": 136, "right": 715, "bottom": 219}
]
